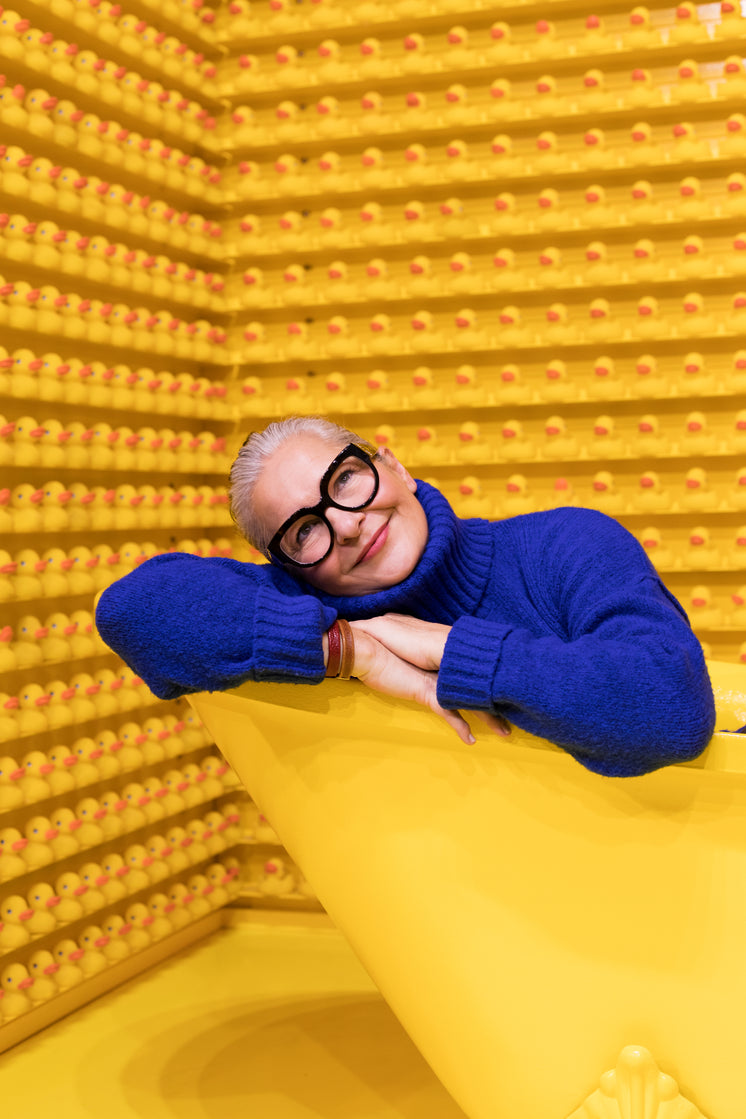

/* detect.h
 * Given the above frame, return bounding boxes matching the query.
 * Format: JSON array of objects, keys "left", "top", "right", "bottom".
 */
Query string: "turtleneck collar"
[{"left": 309, "top": 480, "right": 495, "bottom": 623}]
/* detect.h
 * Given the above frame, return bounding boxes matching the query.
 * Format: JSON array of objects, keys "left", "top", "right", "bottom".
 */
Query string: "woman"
[{"left": 96, "top": 415, "right": 716, "bottom": 777}]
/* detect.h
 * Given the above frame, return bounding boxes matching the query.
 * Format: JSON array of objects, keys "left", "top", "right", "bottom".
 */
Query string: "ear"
[{"left": 376, "top": 446, "right": 417, "bottom": 493}]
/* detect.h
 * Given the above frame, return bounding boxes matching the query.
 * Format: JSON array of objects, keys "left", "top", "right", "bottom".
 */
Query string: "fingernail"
[
  {"left": 498, "top": 726, "right": 511, "bottom": 736},
  {"left": 467, "top": 733, "right": 476, "bottom": 745}
]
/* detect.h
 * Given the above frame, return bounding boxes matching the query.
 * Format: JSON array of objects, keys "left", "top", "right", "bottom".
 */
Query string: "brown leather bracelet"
[
  {"left": 337, "top": 618, "right": 355, "bottom": 680},
  {"left": 325, "top": 621, "right": 342, "bottom": 678}
]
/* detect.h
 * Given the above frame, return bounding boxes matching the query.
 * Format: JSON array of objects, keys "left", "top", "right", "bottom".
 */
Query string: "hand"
[
  {"left": 345, "top": 627, "right": 510, "bottom": 745},
  {"left": 349, "top": 613, "right": 451, "bottom": 672},
  {"left": 350, "top": 616, "right": 512, "bottom": 739}
]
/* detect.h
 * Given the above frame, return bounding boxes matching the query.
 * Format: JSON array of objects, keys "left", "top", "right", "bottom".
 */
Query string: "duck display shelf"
[
  {"left": 213, "top": 7, "right": 746, "bottom": 101},
  {"left": 188, "top": 659, "right": 746, "bottom": 1119},
  {"left": 0, "top": 354, "right": 233, "bottom": 420},
  {"left": 9, "top": 9, "right": 221, "bottom": 99},
  {"left": 0, "top": 212, "right": 228, "bottom": 310},
  {"left": 222, "top": 173, "right": 745, "bottom": 271},
  {"left": 0, "top": 794, "right": 241, "bottom": 901},
  {"left": 0, "top": 23, "right": 218, "bottom": 146},
  {"left": 0, "top": 669, "right": 161, "bottom": 743},
  {"left": 1, "top": 483, "right": 231, "bottom": 533},
  {"left": 0, "top": 143, "right": 223, "bottom": 258},
  {"left": 0, "top": 539, "right": 232, "bottom": 606},
  {"left": 0, "top": 282, "right": 230, "bottom": 363},
  {"left": 0, "top": 859, "right": 240, "bottom": 1033},
  {"left": 0, "top": 93, "right": 223, "bottom": 204}
]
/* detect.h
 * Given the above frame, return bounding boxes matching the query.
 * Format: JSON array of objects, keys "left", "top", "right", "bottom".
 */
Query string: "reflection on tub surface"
[{"left": 190, "top": 660, "right": 746, "bottom": 1119}]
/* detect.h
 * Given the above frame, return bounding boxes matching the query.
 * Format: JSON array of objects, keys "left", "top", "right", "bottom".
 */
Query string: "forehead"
[{"left": 253, "top": 435, "right": 345, "bottom": 530}]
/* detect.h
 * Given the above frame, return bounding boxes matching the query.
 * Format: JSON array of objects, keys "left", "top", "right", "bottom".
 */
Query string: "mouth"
[{"left": 354, "top": 521, "right": 389, "bottom": 567}]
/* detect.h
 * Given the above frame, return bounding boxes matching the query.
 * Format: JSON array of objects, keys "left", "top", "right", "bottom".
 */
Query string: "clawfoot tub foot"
[{"left": 568, "top": 1045, "right": 708, "bottom": 1119}]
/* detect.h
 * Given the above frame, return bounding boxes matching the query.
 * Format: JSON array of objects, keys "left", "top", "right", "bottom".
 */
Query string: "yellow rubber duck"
[
  {"left": 0, "top": 755, "right": 24, "bottom": 811},
  {"left": 88, "top": 669, "right": 120, "bottom": 719},
  {"left": 542, "top": 416, "right": 579, "bottom": 460},
  {"left": 0, "top": 826, "right": 31, "bottom": 880},
  {"left": 100, "top": 854, "right": 133, "bottom": 902},
  {"left": 46, "top": 747, "right": 78, "bottom": 795},
  {"left": 25, "top": 882, "right": 63, "bottom": 936},
  {"left": 35, "top": 546, "right": 68, "bottom": 597},
  {"left": 146, "top": 835, "right": 176, "bottom": 879},
  {"left": 634, "top": 471, "right": 672, "bottom": 513},
  {"left": 15, "top": 685, "right": 50, "bottom": 737},
  {"left": 679, "top": 412, "right": 720, "bottom": 455},
  {"left": 78, "top": 796, "right": 117, "bottom": 844},
  {"left": 499, "top": 418, "right": 535, "bottom": 462},
  {"left": 26, "top": 950, "right": 60, "bottom": 1005},
  {"left": 589, "top": 471, "right": 626, "bottom": 515},
  {"left": 74, "top": 735, "right": 117, "bottom": 785},
  {"left": 21, "top": 815, "right": 56, "bottom": 869},
  {"left": 75, "top": 927, "right": 109, "bottom": 978},
  {"left": 186, "top": 873, "right": 214, "bottom": 916},
  {"left": 162, "top": 827, "right": 192, "bottom": 874},
  {"left": 10, "top": 415, "right": 43, "bottom": 468},
  {"left": 502, "top": 475, "right": 537, "bottom": 517},
  {"left": 37, "top": 480, "right": 70, "bottom": 531},
  {"left": 97, "top": 917, "right": 130, "bottom": 963},
  {"left": 144, "top": 895, "right": 175, "bottom": 940},
  {"left": 9, "top": 615, "right": 43, "bottom": 669},
  {"left": 162, "top": 884, "right": 191, "bottom": 929},
  {"left": 12, "top": 547, "right": 44, "bottom": 598},
  {"left": 497, "top": 305, "right": 532, "bottom": 348},
  {"left": 204, "top": 864, "right": 231, "bottom": 907},
  {"left": 44, "top": 679, "right": 75, "bottom": 732},
  {"left": 637, "top": 527, "right": 675, "bottom": 570},
  {"left": 68, "top": 738, "right": 100, "bottom": 786},
  {"left": 590, "top": 414, "right": 627, "bottom": 459},
  {"left": 51, "top": 940, "right": 84, "bottom": 990},
  {"left": 680, "top": 466, "right": 720, "bottom": 512},
  {"left": 122, "top": 902, "right": 153, "bottom": 952},
  {"left": 77, "top": 863, "right": 110, "bottom": 911},
  {"left": 0, "top": 962, "right": 35, "bottom": 1019},
  {"left": 60, "top": 870, "right": 99, "bottom": 920},
  {"left": 630, "top": 353, "right": 668, "bottom": 399},
  {"left": 683, "top": 526, "right": 720, "bottom": 571},
  {"left": 122, "top": 846, "right": 154, "bottom": 892}
]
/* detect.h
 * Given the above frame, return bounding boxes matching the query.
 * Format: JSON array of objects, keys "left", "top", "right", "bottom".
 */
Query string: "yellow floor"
[{"left": 0, "top": 913, "right": 466, "bottom": 1119}]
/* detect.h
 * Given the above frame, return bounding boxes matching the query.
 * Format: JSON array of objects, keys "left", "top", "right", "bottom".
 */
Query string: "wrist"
[{"left": 324, "top": 619, "right": 353, "bottom": 678}]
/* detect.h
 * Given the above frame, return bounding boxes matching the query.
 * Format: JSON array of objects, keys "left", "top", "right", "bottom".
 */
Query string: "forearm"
[
  {"left": 437, "top": 616, "right": 715, "bottom": 776},
  {"left": 95, "top": 553, "right": 337, "bottom": 698}
]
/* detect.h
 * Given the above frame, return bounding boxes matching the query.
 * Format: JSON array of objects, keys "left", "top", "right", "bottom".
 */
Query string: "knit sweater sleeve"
[
  {"left": 95, "top": 553, "right": 338, "bottom": 700},
  {"left": 436, "top": 510, "right": 716, "bottom": 777}
]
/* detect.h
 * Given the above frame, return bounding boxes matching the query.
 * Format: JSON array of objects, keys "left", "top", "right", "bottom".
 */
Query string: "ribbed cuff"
[
  {"left": 253, "top": 586, "right": 337, "bottom": 682},
  {"left": 436, "top": 616, "right": 509, "bottom": 710}
]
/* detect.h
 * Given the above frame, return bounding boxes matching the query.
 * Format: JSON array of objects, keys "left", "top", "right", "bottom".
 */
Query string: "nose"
[{"left": 326, "top": 506, "right": 364, "bottom": 544}]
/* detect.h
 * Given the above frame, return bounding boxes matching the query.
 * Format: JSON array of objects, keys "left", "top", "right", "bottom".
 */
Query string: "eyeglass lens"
[{"left": 279, "top": 455, "right": 377, "bottom": 564}]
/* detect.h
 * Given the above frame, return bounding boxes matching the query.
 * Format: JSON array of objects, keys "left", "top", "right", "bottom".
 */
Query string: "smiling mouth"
[{"left": 354, "top": 521, "right": 389, "bottom": 567}]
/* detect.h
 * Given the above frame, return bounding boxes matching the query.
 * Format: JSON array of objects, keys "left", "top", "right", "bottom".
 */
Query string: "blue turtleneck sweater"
[{"left": 95, "top": 482, "right": 715, "bottom": 778}]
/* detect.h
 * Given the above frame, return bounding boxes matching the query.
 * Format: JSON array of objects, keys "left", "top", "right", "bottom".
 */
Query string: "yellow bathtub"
[{"left": 189, "top": 660, "right": 746, "bottom": 1119}]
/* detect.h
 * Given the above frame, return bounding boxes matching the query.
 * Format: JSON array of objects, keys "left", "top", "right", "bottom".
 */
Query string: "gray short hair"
[{"left": 230, "top": 415, "right": 377, "bottom": 554}]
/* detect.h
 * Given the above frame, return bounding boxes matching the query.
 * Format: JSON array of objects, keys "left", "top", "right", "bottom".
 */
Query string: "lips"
[{"left": 355, "top": 521, "right": 389, "bottom": 567}]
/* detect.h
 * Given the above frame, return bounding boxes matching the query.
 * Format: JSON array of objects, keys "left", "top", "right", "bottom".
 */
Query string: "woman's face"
[{"left": 252, "top": 436, "right": 429, "bottom": 595}]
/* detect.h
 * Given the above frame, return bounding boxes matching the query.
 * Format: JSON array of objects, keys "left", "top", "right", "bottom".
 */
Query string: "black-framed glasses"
[{"left": 268, "top": 443, "right": 380, "bottom": 567}]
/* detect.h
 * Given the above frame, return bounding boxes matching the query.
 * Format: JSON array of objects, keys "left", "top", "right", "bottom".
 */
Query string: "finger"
[
  {"left": 431, "top": 702, "right": 476, "bottom": 745},
  {"left": 473, "top": 710, "right": 512, "bottom": 737}
]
